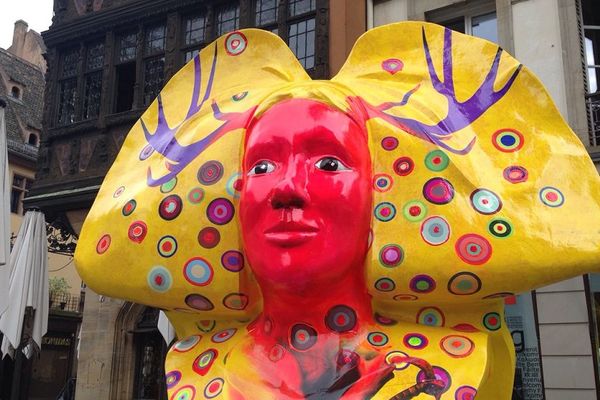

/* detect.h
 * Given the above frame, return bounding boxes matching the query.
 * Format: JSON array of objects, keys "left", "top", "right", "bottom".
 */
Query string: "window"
[
  {"left": 582, "top": 0, "right": 600, "bottom": 145},
  {"left": 216, "top": 3, "right": 240, "bottom": 36},
  {"left": 182, "top": 14, "right": 207, "bottom": 63},
  {"left": 57, "top": 48, "right": 79, "bottom": 125},
  {"left": 426, "top": 2, "right": 498, "bottom": 44},
  {"left": 255, "top": 0, "right": 278, "bottom": 33},
  {"left": 10, "top": 86, "right": 20, "bottom": 99},
  {"left": 286, "top": 0, "right": 316, "bottom": 70},
  {"left": 115, "top": 32, "right": 137, "bottom": 113},
  {"left": 28, "top": 133, "right": 38, "bottom": 146},
  {"left": 83, "top": 41, "right": 104, "bottom": 120},
  {"left": 143, "top": 24, "right": 166, "bottom": 106},
  {"left": 10, "top": 175, "right": 32, "bottom": 214}
]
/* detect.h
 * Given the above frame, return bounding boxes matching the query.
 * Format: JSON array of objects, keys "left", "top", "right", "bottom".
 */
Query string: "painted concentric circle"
[
  {"left": 160, "top": 177, "right": 177, "bottom": 193},
  {"left": 424, "top": 150, "right": 450, "bottom": 172},
  {"left": 393, "top": 157, "right": 414, "bottom": 176},
  {"left": 183, "top": 257, "right": 213, "bottom": 286},
  {"left": 483, "top": 312, "right": 502, "bottom": 331},
  {"left": 373, "top": 173, "right": 393, "bottom": 192},
  {"left": 113, "top": 186, "right": 125, "bottom": 198},
  {"left": 232, "top": 91, "right": 248, "bottom": 101},
  {"left": 440, "top": 335, "right": 474, "bottom": 358},
  {"left": 157, "top": 235, "right": 177, "bottom": 257},
  {"left": 204, "top": 377, "right": 224, "bottom": 399},
  {"left": 492, "top": 128, "right": 524, "bottom": 152},
  {"left": 409, "top": 274, "right": 436, "bottom": 293},
  {"left": 416, "top": 366, "right": 451, "bottom": 393},
  {"left": 139, "top": 144, "right": 154, "bottom": 160},
  {"left": 269, "top": 344, "right": 285, "bottom": 362},
  {"left": 207, "top": 198, "right": 235, "bottom": 225},
  {"left": 223, "top": 293, "right": 249, "bottom": 310},
  {"left": 198, "top": 160, "right": 224, "bottom": 185},
  {"left": 455, "top": 385, "right": 477, "bottom": 400},
  {"left": 128, "top": 221, "right": 147, "bottom": 243},
  {"left": 325, "top": 305, "right": 357, "bottom": 333},
  {"left": 225, "top": 31, "right": 248, "bottom": 56},
  {"left": 403, "top": 333, "right": 428, "bottom": 350},
  {"left": 193, "top": 348, "right": 218, "bottom": 376},
  {"left": 122, "top": 199, "right": 136, "bottom": 216},
  {"left": 147, "top": 266, "right": 172, "bottom": 292},
  {"left": 385, "top": 351, "right": 410, "bottom": 370},
  {"left": 375, "top": 313, "right": 397, "bottom": 326},
  {"left": 197, "top": 320, "right": 216, "bottom": 332},
  {"left": 159, "top": 195, "right": 183, "bottom": 220},
  {"left": 393, "top": 294, "right": 418, "bottom": 301},
  {"left": 455, "top": 234, "right": 492, "bottom": 265},
  {"left": 420, "top": 216, "right": 451, "bottom": 246},
  {"left": 470, "top": 189, "right": 502, "bottom": 215},
  {"left": 290, "top": 323, "right": 317, "bottom": 351},
  {"left": 488, "top": 218, "right": 512, "bottom": 238},
  {"left": 165, "top": 370, "right": 181, "bottom": 389},
  {"left": 381, "top": 136, "right": 399, "bottom": 151},
  {"left": 211, "top": 328, "right": 237, "bottom": 343},
  {"left": 382, "top": 58, "right": 403, "bottom": 74},
  {"left": 173, "top": 335, "right": 201, "bottom": 352},
  {"left": 503, "top": 166, "right": 528, "bottom": 184},
  {"left": 423, "top": 178, "right": 454, "bottom": 205},
  {"left": 187, "top": 187, "right": 205, "bottom": 204},
  {"left": 378, "top": 244, "right": 404, "bottom": 268},
  {"left": 226, "top": 173, "right": 242, "bottom": 198},
  {"left": 539, "top": 186, "right": 564, "bottom": 207},
  {"left": 198, "top": 227, "right": 221, "bottom": 249},
  {"left": 221, "top": 250, "right": 244, "bottom": 272},
  {"left": 448, "top": 272, "right": 482, "bottom": 295},
  {"left": 416, "top": 307, "right": 445, "bottom": 327},
  {"left": 374, "top": 202, "right": 396, "bottom": 222},
  {"left": 185, "top": 294, "right": 214, "bottom": 311},
  {"left": 170, "top": 385, "right": 195, "bottom": 400},
  {"left": 96, "top": 234, "right": 111, "bottom": 254},
  {"left": 374, "top": 277, "right": 395, "bottom": 292},
  {"left": 367, "top": 331, "right": 389, "bottom": 346},
  {"left": 336, "top": 349, "right": 359, "bottom": 368},
  {"left": 403, "top": 200, "right": 427, "bottom": 222}
]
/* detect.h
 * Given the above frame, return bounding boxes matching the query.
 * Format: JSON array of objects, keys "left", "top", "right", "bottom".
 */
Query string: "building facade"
[
  {"left": 0, "top": 21, "right": 83, "bottom": 400},
  {"left": 26, "top": 1, "right": 365, "bottom": 398},
  {"left": 369, "top": 0, "right": 599, "bottom": 399}
]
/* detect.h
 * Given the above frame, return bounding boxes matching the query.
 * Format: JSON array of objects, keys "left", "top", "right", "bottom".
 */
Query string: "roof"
[{"left": 0, "top": 48, "right": 45, "bottom": 160}]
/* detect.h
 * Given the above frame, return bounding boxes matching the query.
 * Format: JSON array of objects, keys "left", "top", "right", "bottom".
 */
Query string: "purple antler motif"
[
  {"left": 140, "top": 45, "right": 257, "bottom": 186},
  {"left": 356, "top": 27, "right": 522, "bottom": 155}
]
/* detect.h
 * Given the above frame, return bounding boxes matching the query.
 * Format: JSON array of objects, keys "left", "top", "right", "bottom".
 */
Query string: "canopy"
[{"left": 0, "top": 210, "right": 48, "bottom": 358}]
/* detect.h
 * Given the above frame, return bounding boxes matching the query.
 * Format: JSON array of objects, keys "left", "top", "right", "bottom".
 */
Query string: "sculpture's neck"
[{"left": 253, "top": 268, "right": 374, "bottom": 342}]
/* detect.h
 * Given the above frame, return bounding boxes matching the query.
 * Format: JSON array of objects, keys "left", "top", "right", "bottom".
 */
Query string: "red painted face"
[{"left": 239, "top": 99, "right": 372, "bottom": 290}]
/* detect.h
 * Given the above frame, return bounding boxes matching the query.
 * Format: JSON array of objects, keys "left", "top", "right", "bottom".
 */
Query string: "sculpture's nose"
[{"left": 270, "top": 158, "right": 309, "bottom": 209}]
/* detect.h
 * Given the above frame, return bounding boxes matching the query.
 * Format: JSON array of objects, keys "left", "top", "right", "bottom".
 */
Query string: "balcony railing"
[
  {"left": 587, "top": 94, "right": 600, "bottom": 147},
  {"left": 49, "top": 291, "right": 84, "bottom": 314}
]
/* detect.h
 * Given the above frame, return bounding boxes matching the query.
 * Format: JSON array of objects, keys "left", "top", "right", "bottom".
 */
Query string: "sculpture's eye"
[
  {"left": 248, "top": 160, "right": 276, "bottom": 175},
  {"left": 315, "top": 157, "right": 350, "bottom": 172}
]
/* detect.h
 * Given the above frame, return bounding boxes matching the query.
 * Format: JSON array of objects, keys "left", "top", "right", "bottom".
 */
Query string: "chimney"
[{"left": 9, "top": 20, "right": 28, "bottom": 56}]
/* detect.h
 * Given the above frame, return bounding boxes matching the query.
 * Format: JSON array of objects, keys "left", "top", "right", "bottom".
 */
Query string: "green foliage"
[{"left": 49, "top": 276, "right": 71, "bottom": 295}]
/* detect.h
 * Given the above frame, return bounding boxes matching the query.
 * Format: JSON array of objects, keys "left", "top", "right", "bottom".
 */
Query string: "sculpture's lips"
[{"left": 264, "top": 221, "right": 319, "bottom": 246}]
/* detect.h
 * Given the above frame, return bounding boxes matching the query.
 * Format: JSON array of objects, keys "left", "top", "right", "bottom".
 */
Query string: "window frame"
[
  {"left": 142, "top": 22, "right": 167, "bottom": 107},
  {"left": 10, "top": 174, "right": 33, "bottom": 215},
  {"left": 82, "top": 40, "right": 105, "bottom": 120},
  {"left": 426, "top": 0, "right": 498, "bottom": 43}
]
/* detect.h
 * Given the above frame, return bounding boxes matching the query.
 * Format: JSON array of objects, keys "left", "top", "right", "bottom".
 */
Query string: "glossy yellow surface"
[{"left": 75, "top": 22, "right": 600, "bottom": 399}]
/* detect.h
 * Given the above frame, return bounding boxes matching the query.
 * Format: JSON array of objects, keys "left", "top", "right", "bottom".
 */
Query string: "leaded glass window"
[
  {"left": 184, "top": 15, "right": 206, "bottom": 46},
  {"left": 145, "top": 24, "right": 166, "bottom": 55},
  {"left": 83, "top": 72, "right": 102, "bottom": 120},
  {"left": 256, "top": 0, "right": 278, "bottom": 26},
  {"left": 144, "top": 57, "right": 165, "bottom": 106},
  {"left": 119, "top": 32, "right": 137, "bottom": 62},
  {"left": 61, "top": 49, "right": 79, "bottom": 78},
  {"left": 58, "top": 78, "right": 77, "bottom": 125},
  {"left": 288, "top": 0, "right": 315, "bottom": 17},
  {"left": 86, "top": 42, "right": 104, "bottom": 70},
  {"left": 216, "top": 4, "right": 240, "bottom": 36},
  {"left": 288, "top": 18, "right": 315, "bottom": 69}
]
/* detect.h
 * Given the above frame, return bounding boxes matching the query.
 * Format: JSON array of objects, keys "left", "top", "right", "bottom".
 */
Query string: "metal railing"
[
  {"left": 587, "top": 94, "right": 600, "bottom": 147},
  {"left": 49, "top": 291, "right": 83, "bottom": 314}
]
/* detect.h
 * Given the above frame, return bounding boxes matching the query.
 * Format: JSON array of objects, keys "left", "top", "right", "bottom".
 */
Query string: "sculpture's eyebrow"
[
  {"left": 243, "top": 136, "right": 289, "bottom": 166},
  {"left": 299, "top": 127, "right": 355, "bottom": 164}
]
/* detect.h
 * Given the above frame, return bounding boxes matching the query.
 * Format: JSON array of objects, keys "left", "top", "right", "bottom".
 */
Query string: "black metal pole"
[{"left": 9, "top": 307, "right": 34, "bottom": 400}]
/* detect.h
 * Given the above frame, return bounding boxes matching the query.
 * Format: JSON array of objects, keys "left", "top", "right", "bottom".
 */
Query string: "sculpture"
[{"left": 75, "top": 22, "right": 600, "bottom": 399}]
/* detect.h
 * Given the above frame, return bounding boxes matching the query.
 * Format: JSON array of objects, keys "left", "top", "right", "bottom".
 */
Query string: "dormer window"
[
  {"left": 28, "top": 133, "right": 39, "bottom": 146},
  {"left": 11, "top": 86, "right": 21, "bottom": 99}
]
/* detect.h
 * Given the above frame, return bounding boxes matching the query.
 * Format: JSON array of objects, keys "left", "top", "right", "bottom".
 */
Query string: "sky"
[{"left": 0, "top": 1, "right": 54, "bottom": 50}]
